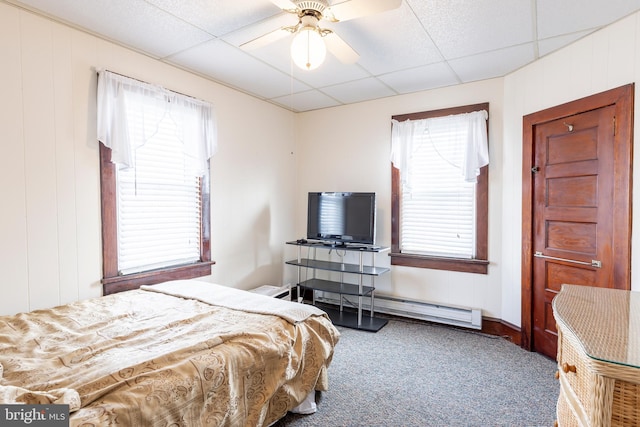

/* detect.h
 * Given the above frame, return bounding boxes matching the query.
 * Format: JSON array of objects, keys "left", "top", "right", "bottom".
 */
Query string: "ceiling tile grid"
[
  {"left": 410, "top": 0, "right": 534, "bottom": 60},
  {"left": 9, "top": 0, "right": 640, "bottom": 112},
  {"left": 145, "top": 0, "right": 276, "bottom": 37},
  {"left": 321, "top": 76, "right": 397, "bottom": 104},
  {"left": 536, "top": 0, "right": 640, "bottom": 39},
  {"left": 377, "top": 62, "right": 461, "bottom": 94}
]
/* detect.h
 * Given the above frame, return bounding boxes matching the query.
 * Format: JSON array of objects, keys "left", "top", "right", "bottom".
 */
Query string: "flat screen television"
[{"left": 306, "top": 192, "right": 376, "bottom": 246}]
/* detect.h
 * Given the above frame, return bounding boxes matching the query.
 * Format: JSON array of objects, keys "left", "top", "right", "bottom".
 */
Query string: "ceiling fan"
[{"left": 241, "top": 0, "right": 402, "bottom": 70}]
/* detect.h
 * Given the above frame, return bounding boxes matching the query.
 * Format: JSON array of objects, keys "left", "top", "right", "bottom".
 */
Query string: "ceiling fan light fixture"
[{"left": 291, "top": 26, "right": 326, "bottom": 70}]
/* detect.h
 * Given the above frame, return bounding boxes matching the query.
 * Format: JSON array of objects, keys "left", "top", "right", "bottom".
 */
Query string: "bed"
[{"left": 0, "top": 280, "right": 340, "bottom": 426}]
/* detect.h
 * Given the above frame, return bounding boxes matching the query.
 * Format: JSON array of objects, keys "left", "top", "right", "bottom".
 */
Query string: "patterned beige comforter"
[{"left": 0, "top": 281, "right": 340, "bottom": 426}]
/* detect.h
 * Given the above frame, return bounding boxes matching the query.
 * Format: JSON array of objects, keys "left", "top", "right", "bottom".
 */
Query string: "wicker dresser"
[{"left": 552, "top": 285, "right": 640, "bottom": 426}]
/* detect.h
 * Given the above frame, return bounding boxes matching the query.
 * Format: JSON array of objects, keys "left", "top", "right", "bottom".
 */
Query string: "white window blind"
[
  {"left": 117, "top": 103, "right": 202, "bottom": 275},
  {"left": 400, "top": 126, "right": 476, "bottom": 258},
  {"left": 319, "top": 194, "right": 344, "bottom": 235},
  {"left": 391, "top": 111, "right": 488, "bottom": 259}
]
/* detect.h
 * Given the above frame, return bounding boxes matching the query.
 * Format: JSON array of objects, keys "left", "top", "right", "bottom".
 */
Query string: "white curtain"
[
  {"left": 97, "top": 70, "right": 217, "bottom": 176},
  {"left": 390, "top": 110, "right": 489, "bottom": 186}
]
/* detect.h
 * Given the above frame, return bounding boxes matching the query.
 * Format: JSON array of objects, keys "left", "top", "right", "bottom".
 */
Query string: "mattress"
[{"left": 0, "top": 280, "right": 340, "bottom": 426}]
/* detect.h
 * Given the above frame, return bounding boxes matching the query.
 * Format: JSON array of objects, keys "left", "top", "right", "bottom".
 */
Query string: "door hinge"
[{"left": 531, "top": 166, "right": 540, "bottom": 174}]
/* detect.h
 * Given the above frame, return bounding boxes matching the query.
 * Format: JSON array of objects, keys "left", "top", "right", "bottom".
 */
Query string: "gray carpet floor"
[{"left": 274, "top": 318, "right": 559, "bottom": 427}]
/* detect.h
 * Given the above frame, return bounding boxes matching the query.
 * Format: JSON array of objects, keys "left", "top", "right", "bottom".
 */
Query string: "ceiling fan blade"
[
  {"left": 327, "top": 0, "right": 402, "bottom": 22},
  {"left": 241, "top": 27, "right": 290, "bottom": 50},
  {"left": 270, "top": 0, "right": 298, "bottom": 11},
  {"left": 324, "top": 32, "right": 359, "bottom": 64}
]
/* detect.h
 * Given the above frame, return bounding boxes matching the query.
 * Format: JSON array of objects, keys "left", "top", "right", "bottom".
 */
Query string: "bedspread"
[{"left": 0, "top": 281, "right": 340, "bottom": 426}]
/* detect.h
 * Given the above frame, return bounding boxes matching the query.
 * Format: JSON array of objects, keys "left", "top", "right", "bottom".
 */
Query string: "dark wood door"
[
  {"left": 522, "top": 84, "right": 633, "bottom": 359},
  {"left": 532, "top": 106, "right": 615, "bottom": 358}
]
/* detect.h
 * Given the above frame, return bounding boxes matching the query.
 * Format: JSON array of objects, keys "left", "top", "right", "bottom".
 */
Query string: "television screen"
[{"left": 307, "top": 192, "right": 376, "bottom": 245}]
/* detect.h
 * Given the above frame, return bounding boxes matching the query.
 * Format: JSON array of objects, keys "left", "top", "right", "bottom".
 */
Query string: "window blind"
[
  {"left": 319, "top": 194, "right": 345, "bottom": 235},
  {"left": 400, "top": 122, "right": 476, "bottom": 258},
  {"left": 116, "top": 102, "right": 202, "bottom": 275}
]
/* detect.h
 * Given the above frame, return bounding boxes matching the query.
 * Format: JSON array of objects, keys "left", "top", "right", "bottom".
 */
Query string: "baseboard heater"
[{"left": 315, "top": 293, "right": 482, "bottom": 330}]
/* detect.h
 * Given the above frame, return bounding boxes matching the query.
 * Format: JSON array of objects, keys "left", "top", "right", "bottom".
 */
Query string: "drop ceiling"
[{"left": 7, "top": 0, "right": 640, "bottom": 112}]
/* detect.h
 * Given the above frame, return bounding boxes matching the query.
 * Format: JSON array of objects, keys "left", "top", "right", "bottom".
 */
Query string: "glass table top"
[{"left": 553, "top": 284, "right": 640, "bottom": 369}]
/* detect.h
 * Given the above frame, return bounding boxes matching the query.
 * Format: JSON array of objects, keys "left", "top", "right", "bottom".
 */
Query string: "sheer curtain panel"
[
  {"left": 390, "top": 110, "right": 488, "bottom": 258},
  {"left": 97, "top": 70, "right": 217, "bottom": 275}
]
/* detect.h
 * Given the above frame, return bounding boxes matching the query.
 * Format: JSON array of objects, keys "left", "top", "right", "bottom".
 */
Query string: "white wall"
[
  {"left": 293, "top": 79, "right": 505, "bottom": 319},
  {"left": 0, "top": 3, "right": 297, "bottom": 316},
  {"left": 501, "top": 11, "right": 640, "bottom": 325}
]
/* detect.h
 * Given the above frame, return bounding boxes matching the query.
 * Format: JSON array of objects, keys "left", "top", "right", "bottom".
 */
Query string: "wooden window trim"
[
  {"left": 99, "top": 143, "right": 214, "bottom": 295},
  {"left": 390, "top": 103, "right": 489, "bottom": 274}
]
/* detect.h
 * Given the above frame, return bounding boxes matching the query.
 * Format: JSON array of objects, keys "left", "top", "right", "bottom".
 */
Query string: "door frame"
[{"left": 521, "top": 84, "right": 634, "bottom": 351}]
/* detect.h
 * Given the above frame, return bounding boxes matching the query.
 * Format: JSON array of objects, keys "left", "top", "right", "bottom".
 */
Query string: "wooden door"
[
  {"left": 532, "top": 107, "right": 615, "bottom": 357},
  {"left": 522, "top": 84, "right": 633, "bottom": 359}
]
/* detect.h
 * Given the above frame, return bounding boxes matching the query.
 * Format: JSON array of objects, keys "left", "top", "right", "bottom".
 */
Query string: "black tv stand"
[
  {"left": 322, "top": 241, "right": 347, "bottom": 248},
  {"left": 285, "top": 240, "right": 390, "bottom": 332}
]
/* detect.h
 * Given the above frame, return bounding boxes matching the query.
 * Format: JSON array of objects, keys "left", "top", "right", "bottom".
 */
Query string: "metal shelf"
[
  {"left": 286, "top": 241, "right": 389, "bottom": 331},
  {"left": 285, "top": 258, "right": 389, "bottom": 276},
  {"left": 298, "top": 278, "right": 374, "bottom": 297}
]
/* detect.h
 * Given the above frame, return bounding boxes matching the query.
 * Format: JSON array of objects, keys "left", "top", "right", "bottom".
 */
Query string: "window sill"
[
  {"left": 389, "top": 252, "right": 488, "bottom": 274},
  {"left": 102, "top": 261, "right": 215, "bottom": 295}
]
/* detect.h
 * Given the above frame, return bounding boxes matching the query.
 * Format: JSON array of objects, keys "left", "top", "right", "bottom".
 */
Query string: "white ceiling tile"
[
  {"left": 16, "top": 0, "right": 214, "bottom": 58},
  {"left": 168, "top": 40, "right": 310, "bottom": 100},
  {"left": 221, "top": 13, "right": 295, "bottom": 46},
  {"left": 449, "top": 44, "right": 535, "bottom": 83},
  {"left": 321, "top": 77, "right": 397, "bottom": 104},
  {"left": 10, "top": 0, "right": 640, "bottom": 112},
  {"left": 326, "top": 3, "right": 443, "bottom": 75},
  {"left": 227, "top": 34, "right": 295, "bottom": 72},
  {"left": 378, "top": 62, "right": 461, "bottom": 94},
  {"left": 538, "top": 30, "right": 594, "bottom": 57},
  {"left": 537, "top": 0, "right": 640, "bottom": 39},
  {"left": 414, "top": 0, "right": 533, "bottom": 59},
  {"left": 145, "top": 0, "right": 279, "bottom": 37},
  {"left": 287, "top": 55, "right": 371, "bottom": 87},
  {"left": 270, "top": 90, "right": 341, "bottom": 112}
]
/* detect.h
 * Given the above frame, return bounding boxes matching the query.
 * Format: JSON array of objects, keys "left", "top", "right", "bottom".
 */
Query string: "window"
[
  {"left": 97, "top": 71, "right": 217, "bottom": 294},
  {"left": 390, "top": 103, "right": 489, "bottom": 274}
]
